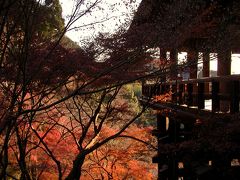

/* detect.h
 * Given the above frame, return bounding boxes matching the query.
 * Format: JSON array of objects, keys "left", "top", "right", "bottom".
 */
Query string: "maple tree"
[{"left": 0, "top": 0, "right": 159, "bottom": 179}]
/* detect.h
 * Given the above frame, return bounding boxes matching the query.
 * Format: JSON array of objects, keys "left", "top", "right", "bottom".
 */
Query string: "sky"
[{"left": 59, "top": 0, "right": 141, "bottom": 45}]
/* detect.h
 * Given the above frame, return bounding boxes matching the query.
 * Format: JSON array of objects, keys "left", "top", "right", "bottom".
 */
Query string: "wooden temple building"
[{"left": 128, "top": 0, "right": 240, "bottom": 179}]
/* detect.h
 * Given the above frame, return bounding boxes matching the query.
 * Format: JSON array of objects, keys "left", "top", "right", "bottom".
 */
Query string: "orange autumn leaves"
[{"left": 81, "top": 125, "right": 156, "bottom": 180}]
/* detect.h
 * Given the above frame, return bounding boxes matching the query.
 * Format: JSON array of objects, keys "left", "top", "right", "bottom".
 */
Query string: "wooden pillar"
[
  {"left": 187, "top": 83, "right": 193, "bottom": 106},
  {"left": 212, "top": 81, "right": 220, "bottom": 112},
  {"left": 160, "top": 48, "right": 167, "bottom": 82},
  {"left": 198, "top": 82, "right": 205, "bottom": 109},
  {"left": 217, "top": 50, "right": 231, "bottom": 76},
  {"left": 187, "top": 51, "right": 198, "bottom": 79},
  {"left": 178, "top": 84, "right": 184, "bottom": 105},
  {"left": 203, "top": 52, "right": 210, "bottom": 95},
  {"left": 217, "top": 50, "right": 231, "bottom": 112},
  {"left": 171, "top": 84, "right": 177, "bottom": 103},
  {"left": 202, "top": 52, "right": 210, "bottom": 77},
  {"left": 170, "top": 49, "right": 178, "bottom": 80},
  {"left": 157, "top": 113, "right": 167, "bottom": 135},
  {"left": 187, "top": 50, "right": 198, "bottom": 105},
  {"left": 168, "top": 153, "right": 178, "bottom": 180},
  {"left": 156, "top": 114, "right": 168, "bottom": 180},
  {"left": 166, "top": 117, "right": 179, "bottom": 179},
  {"left": 230, "top": 81, "right": 239, "bottom": 113}
]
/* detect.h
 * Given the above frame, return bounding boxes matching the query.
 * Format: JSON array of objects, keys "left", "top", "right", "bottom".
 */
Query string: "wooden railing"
[{"left": 142, "top": 74, "right": 240, "bottom": 113}]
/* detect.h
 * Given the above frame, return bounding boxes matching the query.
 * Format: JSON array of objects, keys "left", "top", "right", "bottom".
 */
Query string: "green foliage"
[
  {"left": 123, "top": 83, "right": 141, "bottom": 98},
  {"left": 38, "top": 0, "right": 65, "bottom": 38},
  {"left": 137, "top": 109, "right": 156, "bottom": 126},
  {"left": 131, "top": 83, "right": 142, "bottom": 98},
  {"left": 121, "top": 83, "right": 156, "bottom": 126},
  {"left": 122, "top": 83, "right": 141, "bottom": 113}
]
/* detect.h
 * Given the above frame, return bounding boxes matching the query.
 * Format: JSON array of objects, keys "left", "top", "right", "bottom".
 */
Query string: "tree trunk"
[
  {"left": 17, "top": 135, "right": 31, "bottom": 180},
  {"left": 65, "top": 153, "right": 86, "bottom": 180},
  {"left": 0, "top": 124, "right": 13, "bottom": 180}
]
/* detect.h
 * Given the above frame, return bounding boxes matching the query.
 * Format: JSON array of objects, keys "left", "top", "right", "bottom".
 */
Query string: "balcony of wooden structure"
[
  {"left": 143, "top": 48, "right": 239, "bottom": 179},
  {"left": 142, "top": 46, "right": 240, "bottom": 113},
  {"left": 142, "top": 74, "right": 240, "bottom": 114},
  {"left": 139, "top": 38, "right": 240, "bottom": 180},
  {"left": 129, "top": 0, "right": 240, "bottom": 179}
]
